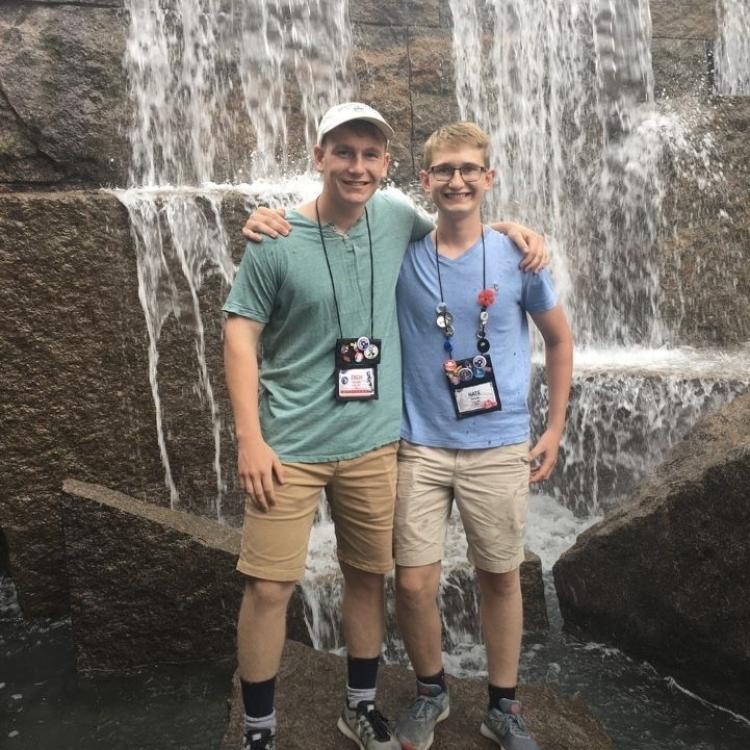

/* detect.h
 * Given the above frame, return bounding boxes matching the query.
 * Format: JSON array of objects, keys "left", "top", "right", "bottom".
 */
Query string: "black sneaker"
[
  {"left": 242, "top": 727, "right": 276, "bottom": 750},
  {"left": 337, "top": 700, "right": 401, "bottom": 749}
]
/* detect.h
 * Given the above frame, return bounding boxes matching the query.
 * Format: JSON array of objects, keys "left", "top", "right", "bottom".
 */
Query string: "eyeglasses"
[{"left": 427, "top": 163, "right": 487, "bottom": 182}]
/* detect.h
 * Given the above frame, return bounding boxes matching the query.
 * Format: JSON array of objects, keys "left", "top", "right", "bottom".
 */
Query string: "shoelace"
[
  {"left": 506, "top": 711, "right": 529, "bottom": 736},
  {"left": 409, "top": 694, "right": 443, "bottom": 721},
  {"left": 359, "top": 706, "right": 392, "bottom": 741}
]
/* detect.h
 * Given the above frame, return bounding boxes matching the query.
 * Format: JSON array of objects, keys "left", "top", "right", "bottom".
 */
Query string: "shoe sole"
[
  {"left": 398, "top": 705, "right": 450, "bottom": 750},
  {"left": 338, "top": 716, "right": 391, "bottom": 750},
  {"left": 479, "top": 722, "right": 506, "bottom": 748}
]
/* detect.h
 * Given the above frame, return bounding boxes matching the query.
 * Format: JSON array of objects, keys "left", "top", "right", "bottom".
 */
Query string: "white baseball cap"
[{"left": 316, "top": 102, "right": 394, "bottom": 145}]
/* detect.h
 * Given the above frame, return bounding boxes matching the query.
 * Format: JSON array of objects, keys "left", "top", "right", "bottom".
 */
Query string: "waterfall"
[
  {"left": 448, "top": 0, "right": 720, "bottom": 348},
  {"left": 715, "top": 0, "right": 750, "bottom": 95},
  {"left": 117, "top": 0, "right": 354, "bottom": 512}
]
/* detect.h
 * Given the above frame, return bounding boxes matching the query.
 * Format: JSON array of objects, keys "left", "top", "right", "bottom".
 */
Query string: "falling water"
[
  {"left": 715, "top": 0, "right": 750, "bottom": 95},
  {"left": 117, "top": 0, "right": 354, "bottom": 511},
  {"left": 448, "top": 0, "right": 721, "bottom": 348},
  {"left": 532, "top": 349, "right": 750, "bottom": 516}
]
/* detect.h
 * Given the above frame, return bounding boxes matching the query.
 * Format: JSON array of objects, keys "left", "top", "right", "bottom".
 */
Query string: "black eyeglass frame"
[{"left": 426, "top": 163, "right": 488, "bottom": 182}]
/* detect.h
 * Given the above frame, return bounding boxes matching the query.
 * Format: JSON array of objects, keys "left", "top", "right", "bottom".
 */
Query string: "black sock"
[
  {"left": 488, "top": 683, "right": 516, "bottom": 710},
  {"left": 347, "top": 655, "right": 380, "bottom": 689},
  {"left": 416, "top": 669, "right": 447, "bottom": 693},
  {"left": 347, "top": 655, "right": 380, "bottom": 707},
  {"left": 241, "top": 676, "right": 276, "bottom": 719}
]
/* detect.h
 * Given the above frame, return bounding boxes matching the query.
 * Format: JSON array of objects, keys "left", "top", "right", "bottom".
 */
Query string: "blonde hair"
[{"left": 422, "top": 122, "right": 491, "bottom": 169}]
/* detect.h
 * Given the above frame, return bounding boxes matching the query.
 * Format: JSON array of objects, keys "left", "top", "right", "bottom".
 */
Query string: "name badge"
[
  {"left": 443, "top": 354, "right": 501, "bottom": 419},
  {"left": 334, "top": 337, "right": 381, "bottom": 401}
]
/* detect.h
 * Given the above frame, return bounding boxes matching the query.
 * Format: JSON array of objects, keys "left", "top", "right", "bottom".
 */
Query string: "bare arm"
[
  {"left": 224, "top": 314, "right": 284, "bottom": 509},
  {"left": 490, "top": 221, "right": 549, "bottom": 273},
  {"left": 528, "top": 305, "right": 573, "bottom": 483}
]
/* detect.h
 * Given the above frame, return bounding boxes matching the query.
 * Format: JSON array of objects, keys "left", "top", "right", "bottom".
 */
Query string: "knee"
[
  {"left": 243, "top": 577, "right": 295, "bottom": 610},
  {"left": 341, "top": 563, "right": 384, "bottom": 595},
  {"left": 396, "top": 568, "right": 439, "bottom": 608},
  {"left": 480, "top": 569, "right": 520, "bottom": 599}
]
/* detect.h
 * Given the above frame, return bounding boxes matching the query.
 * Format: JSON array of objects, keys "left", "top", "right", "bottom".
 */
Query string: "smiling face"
[
  {"left": 313, "top": 123, "right": 390, "bottom": 212},
  {"left": 420, "top": 145, "right": 495, "bottom": 220}
]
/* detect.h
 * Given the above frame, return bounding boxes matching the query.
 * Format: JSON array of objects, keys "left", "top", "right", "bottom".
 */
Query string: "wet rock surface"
[
  {"left": 221, "top": 640, "right": 613, "bottom": 750},
  {"left": 553, "top": 392, "right": 750, "bottom": 715}
]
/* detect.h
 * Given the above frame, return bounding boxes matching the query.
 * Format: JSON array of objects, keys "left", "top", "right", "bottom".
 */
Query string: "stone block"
[
  {"left": 554, "top": 393, "right": 750, "bottom": 716},
  {"left": 652, "top": 38, "right": 712, "bottom": 98},
  {"left": 351, "top": 0, "right": 440, "bottom": 27},
  {"left": 0, "top": 4, "right": 129, "bottom": 186},
  {"left": 650, "top": 1, "right": 718, "bottom": 40},
  {"left": 60, "top": 479, "right": 316, "bottom": 671}
]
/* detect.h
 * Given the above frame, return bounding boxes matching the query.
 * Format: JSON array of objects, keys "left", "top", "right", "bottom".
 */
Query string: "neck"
[
  {"left": 434, "top": 213, "right": 484, "bottom": 257},
  {"left": 315, "top": 193, "right": 365, "bottom": 232}
]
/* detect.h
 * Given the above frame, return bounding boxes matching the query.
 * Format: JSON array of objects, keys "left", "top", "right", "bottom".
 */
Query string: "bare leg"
[
  {"left": 477, "top": 567, "right": 523, "bottom": 687},
  {"left": 395, "top": 563, "right": 443, "bottom": 676},
  {"left": 341, "top": 561, "right": 386, "bottom": 658},
  {"left": 237, "top": 577, "right": 296, "bottom": 681}
]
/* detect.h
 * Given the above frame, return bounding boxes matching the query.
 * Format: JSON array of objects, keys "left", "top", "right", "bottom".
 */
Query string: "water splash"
[{"left": 715, "top": 0, "right": 750, "bottom": 95}]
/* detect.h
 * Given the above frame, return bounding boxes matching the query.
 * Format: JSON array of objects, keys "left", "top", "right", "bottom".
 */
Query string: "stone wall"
[{"left": 2, "top": 0, "right": 750, "bottom": 622}]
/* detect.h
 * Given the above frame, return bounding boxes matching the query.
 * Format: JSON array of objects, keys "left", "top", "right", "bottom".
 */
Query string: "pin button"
[
  {"left": 364, "top": 344, "right": 379, "bottom": 359},
  {"left": 473, "top": 355, "right": 487, "bottom": 368},
  {"left": 357, "top": 336, "right": 370, "bottom": 351}
]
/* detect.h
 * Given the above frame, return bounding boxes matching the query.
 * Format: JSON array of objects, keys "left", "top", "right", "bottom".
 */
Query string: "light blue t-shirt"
[{"left": 396, "top": 228, "right": 558, "bottom": 449}]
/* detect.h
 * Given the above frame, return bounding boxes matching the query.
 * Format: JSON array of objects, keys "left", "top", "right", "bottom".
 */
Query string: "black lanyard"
[{"left": 315, "top": 198, "right": 375, "bottom": 339}]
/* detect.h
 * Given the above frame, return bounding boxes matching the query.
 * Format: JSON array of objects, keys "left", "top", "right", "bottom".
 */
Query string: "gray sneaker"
[
  {"left": 337, "top": 700, "right": 401, "bottom": 749},
  {"left": 394, "top": 684, "right": 450, "bottom": 750},
  {"left": 480, "top": 699, "right": 541, "bottom": 749}
]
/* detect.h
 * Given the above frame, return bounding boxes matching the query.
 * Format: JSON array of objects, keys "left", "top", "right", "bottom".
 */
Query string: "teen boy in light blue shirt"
[{"left": 392, "top": 122, "right": 573, "bottom": 750}]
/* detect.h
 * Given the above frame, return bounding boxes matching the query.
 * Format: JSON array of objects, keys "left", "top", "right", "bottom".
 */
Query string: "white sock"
[
  {"left": 244, "top": 709, "right": 276, "bottom": 735},
  {"left": 347, "top": 685, "right": 377, "bottom": 709}
]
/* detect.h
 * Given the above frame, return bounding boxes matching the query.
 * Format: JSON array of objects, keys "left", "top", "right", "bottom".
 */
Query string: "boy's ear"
[
  {"left": 419, "top": 169, "right": 431, "bottom": 191},
  {"left": 382, "top": 151, "right": 391, "bottom": 177},
  {"left": 485, "top": 168, "right": 496, "bottom": 187},
  {"left": 313, "top": 144, "right": 325, "bottom": 171}
]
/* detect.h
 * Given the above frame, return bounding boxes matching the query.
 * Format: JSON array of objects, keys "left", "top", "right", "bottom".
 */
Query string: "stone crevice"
[
  {"left": 0, "top": 80, "right": 59, "bottom": 170},
  {"left": 404, "top": 24, "right": 418, "bottom": 177}
]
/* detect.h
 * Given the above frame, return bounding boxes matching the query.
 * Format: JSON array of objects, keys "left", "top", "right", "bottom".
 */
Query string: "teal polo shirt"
[{"left": 223, "top": 190, "right": 433, "bottom": 462}]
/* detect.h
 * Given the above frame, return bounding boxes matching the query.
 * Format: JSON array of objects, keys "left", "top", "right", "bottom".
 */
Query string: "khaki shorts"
[
  {"left": 237, "top": 443, "right": 398, "bottom": 581},
  {"left": 395, "top": 440, "right": 530, "bottom": 573}
]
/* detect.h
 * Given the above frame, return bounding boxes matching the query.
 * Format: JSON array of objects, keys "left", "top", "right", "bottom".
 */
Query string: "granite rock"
[{"left": 554, "top": 393, "right": 750, "bottom": 716}]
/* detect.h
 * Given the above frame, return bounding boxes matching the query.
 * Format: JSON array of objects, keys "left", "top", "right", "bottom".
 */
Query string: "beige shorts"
[
  {"left": 237, "top": 442, "right": 398, "bottom": 581},
  {"left": 395, "top": 440, "right": 530, "bottom": 573}
]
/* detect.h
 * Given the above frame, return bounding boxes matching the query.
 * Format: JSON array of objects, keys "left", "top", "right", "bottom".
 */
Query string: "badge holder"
[
  {"left": 335, "top": 337, "right": 381, "bottom": 401},
  {"left": 444, "top": 354, "right": 501, "bottom": 419}
]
